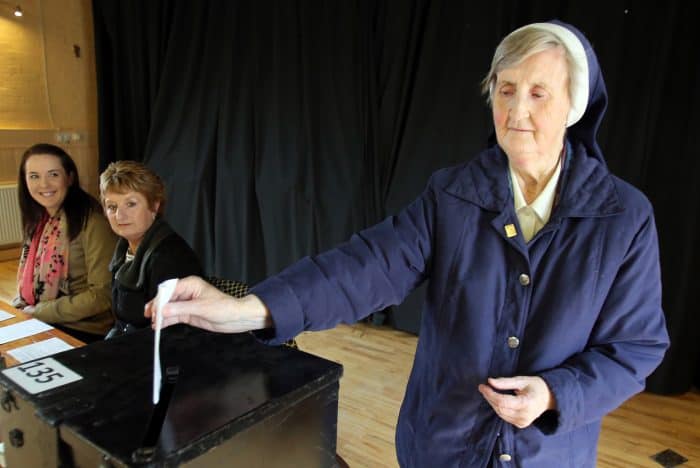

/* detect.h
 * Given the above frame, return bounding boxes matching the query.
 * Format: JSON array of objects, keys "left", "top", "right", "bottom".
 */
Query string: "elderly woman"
[
  {"left": 13, "top": 144, "right": 116, "bottom": 343},
  {"left": 148, "top": 21, "right": 669, "bottom": 467},
  {"left": 100, "top": 161, "right": 203, "bottom": 338}
]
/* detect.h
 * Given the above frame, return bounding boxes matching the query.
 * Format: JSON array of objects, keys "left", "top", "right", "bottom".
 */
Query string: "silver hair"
[{"left": 481, "top": 27, "right": 580, "bottom": 105}]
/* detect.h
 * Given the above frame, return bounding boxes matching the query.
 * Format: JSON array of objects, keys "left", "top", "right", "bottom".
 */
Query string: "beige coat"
[{"left": 29, "top": 210, "right": 118, "bottom": 336}]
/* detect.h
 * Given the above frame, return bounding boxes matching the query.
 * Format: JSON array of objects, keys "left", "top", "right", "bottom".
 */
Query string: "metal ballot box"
[{"left": 0, "top": 326, "right": 342, "bottom": 467}]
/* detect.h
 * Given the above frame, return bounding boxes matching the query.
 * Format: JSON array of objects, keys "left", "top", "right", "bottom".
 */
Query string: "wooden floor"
[
  {"left": 298, "top": 326, "right": 700, "bottom": 468},
  {"left": 0, "top": 256, "right": 697, "bottom": 467}
]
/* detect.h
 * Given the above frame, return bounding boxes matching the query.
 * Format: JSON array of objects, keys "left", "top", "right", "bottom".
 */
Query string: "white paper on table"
[
  {"left": 153, "top": 278, "right": 178, "bottom": 404},
  {"left": 0, "top": 310, "right": 14, "bottom": 322},
  {"left": 6, "top": 337, "right": 74, "bottom": 363},
  {"left": 0, "top": 319, "right": 53, "bottom": 344}
]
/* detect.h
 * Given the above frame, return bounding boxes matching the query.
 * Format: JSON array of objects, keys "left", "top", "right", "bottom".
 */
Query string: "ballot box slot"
[{"left": 132, "top": 365, "right": 180, "bottom": 464}]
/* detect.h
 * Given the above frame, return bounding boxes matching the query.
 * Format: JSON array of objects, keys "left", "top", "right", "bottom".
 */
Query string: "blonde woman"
[{"left": 100, "top": 160, "right": 202, "bottom": 338}]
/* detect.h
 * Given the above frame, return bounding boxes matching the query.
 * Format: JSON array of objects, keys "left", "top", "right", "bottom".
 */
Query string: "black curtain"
[{"left": 93, "top": 0, "right": 700, "bottom": 395}]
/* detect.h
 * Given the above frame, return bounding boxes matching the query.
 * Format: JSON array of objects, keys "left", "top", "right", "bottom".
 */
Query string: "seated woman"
[
  {"left": 100, "top": 161, "right": 203, "bottom": 338},
  {"left": 13, "top": 143, "right": 117, "bottom": 343}
]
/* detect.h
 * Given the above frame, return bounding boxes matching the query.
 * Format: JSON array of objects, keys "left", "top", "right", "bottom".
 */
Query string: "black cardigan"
[{"left": 109, "top": 219, "right": 203, "bottom": 328}]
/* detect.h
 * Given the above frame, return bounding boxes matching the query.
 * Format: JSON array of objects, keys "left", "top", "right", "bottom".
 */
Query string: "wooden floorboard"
[
  {"left": 0, "top": 258, "right": 697, "bottom": 467},
  {"left": 298, "top": 324, "right": 700, "bottom": 468},
  {"left": 0, "top": 256, "right": 18, "bottom": 303}
]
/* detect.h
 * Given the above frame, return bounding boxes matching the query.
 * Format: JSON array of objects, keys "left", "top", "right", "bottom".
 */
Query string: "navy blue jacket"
[{"left": 252, "top": 22, "right": 669, "bottom": 467}]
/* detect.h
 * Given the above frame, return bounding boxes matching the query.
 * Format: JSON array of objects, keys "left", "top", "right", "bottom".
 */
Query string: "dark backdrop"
[{"left": 93, "top": 0, "right": 699, "bottom": 395}]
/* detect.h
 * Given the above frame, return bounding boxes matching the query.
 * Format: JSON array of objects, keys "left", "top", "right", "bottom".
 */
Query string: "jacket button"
[
  {"left": 507, "top": 336, "right": 520, "bottom": 349},
  {"left": 499, "top": 453, "right": 512, "bottom": 462},
  {"left": 519, "top": 274, "right": 530, "bottom": 286}
]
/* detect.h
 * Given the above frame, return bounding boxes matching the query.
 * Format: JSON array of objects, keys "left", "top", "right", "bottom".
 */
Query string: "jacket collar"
[
  {"left": 109, "top": 218, "right": 174, "bottom": 289},
  {"left": 555, "top": 140, "right": 623, "bottom": 218},
  {"left": 443, "top": 140, "right": 623, "bottom": 218}
]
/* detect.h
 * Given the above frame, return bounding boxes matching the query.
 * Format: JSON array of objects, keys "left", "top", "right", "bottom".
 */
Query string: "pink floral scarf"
[{"left": 17, "top": 210, "right": 70, "bottom": 305}]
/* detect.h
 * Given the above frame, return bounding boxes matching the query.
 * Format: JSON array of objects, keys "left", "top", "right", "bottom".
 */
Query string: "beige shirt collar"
[
  {"left": 511, "top": 162, "right": 561, "bottom": 220},
  {"left": 509, "top": 161, "right": 561, "bottom": 241}
]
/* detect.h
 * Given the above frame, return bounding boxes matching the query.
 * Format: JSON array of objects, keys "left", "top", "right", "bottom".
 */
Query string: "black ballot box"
[{"left": 0, "top": 326, "right": 343, "bottom": 467}]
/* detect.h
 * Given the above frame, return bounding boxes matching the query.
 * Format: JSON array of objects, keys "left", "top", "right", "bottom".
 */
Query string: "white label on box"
[{"left": 2, "top": 357, "right": 82, "bottom": 394}]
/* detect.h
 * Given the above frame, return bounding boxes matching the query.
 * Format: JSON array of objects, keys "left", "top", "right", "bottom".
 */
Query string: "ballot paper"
[
  {"left": 153, "top": 278, "right": 178, "bottom": 404},
  {"left": 6, "top": 337, "right": 74, "bottom": 363},
  {"left": 0, "top": 310, "right": 14, "bottom": 322},
  {"left": 0, "top": 319, "right": 53, "bottom": 344}
]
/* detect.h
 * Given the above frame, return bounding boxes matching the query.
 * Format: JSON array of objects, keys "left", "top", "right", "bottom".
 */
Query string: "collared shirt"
[{"left": 509, "top": 161, "right": 561, "bottom": 242}]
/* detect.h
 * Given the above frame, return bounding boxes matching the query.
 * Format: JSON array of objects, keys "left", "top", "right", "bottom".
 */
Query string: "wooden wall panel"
[{"left": 0, "top": 0, "right": 99, "bottom": 196}]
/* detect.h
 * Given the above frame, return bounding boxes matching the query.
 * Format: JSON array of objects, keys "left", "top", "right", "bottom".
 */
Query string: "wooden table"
[{"left": 0, "top": 301, "right": 84, "bottom": 368}]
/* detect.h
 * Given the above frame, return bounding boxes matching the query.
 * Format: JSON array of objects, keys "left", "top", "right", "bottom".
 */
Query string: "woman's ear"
[{"left": 153, "top": 200, "right": 161, "bottom": 216}]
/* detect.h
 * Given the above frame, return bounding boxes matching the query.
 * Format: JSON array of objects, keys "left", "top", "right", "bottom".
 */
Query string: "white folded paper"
[
  {"left": 0, "top": 310, "right": 15, "bottom": 322},
  {"left": 0, "top": 319, "right": 53, "bottom": 344},
  {"left": 153, "top": 278, "right": 178, "bottom": 404},
  {"left": 7, "top": 337, "right": 74, "bottom": 363}
]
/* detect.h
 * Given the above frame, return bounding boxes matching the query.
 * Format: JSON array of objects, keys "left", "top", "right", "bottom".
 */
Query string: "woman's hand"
[
  {"left": 144, "top": 276, "right": 272, "bottom": 333},
  {"left": 23, "top": 305, "right": 36, "bottom": 314},
  {"left": 11, "top": 296, "right": 27, "bottom": 309},
  {"left": 477, "top": 376, "right": 556, "bottom": 428}
]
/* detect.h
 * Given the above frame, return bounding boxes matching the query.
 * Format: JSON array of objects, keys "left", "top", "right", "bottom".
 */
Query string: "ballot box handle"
[{"left": 1, "top": 390, "right": 18, "bottom": 412}]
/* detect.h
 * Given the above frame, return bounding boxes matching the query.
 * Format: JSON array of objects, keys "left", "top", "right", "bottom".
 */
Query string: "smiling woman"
[{"left": 13, "top": 143, "right": 118, "bottom": 343}]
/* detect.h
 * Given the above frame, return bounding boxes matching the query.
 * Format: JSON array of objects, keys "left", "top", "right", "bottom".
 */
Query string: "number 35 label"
[{"left": 2, "top": 358, "right": 82, "bottom": 394}]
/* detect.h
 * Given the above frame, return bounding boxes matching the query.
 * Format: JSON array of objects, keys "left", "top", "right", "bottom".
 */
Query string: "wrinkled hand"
[
  {"left": 144, "top": 276, "right": 272, "bottom": 333},
  {"left": 477, "top": 376, "right": 556, "bottom": 428}
]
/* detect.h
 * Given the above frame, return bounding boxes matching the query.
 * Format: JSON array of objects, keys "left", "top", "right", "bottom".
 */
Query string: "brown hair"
[
  {"left": 18, "top": 143, "right": 100, "bottom": 240},
  {"left": 99, "top": 160, "right": 167, "bottom": 215}
]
